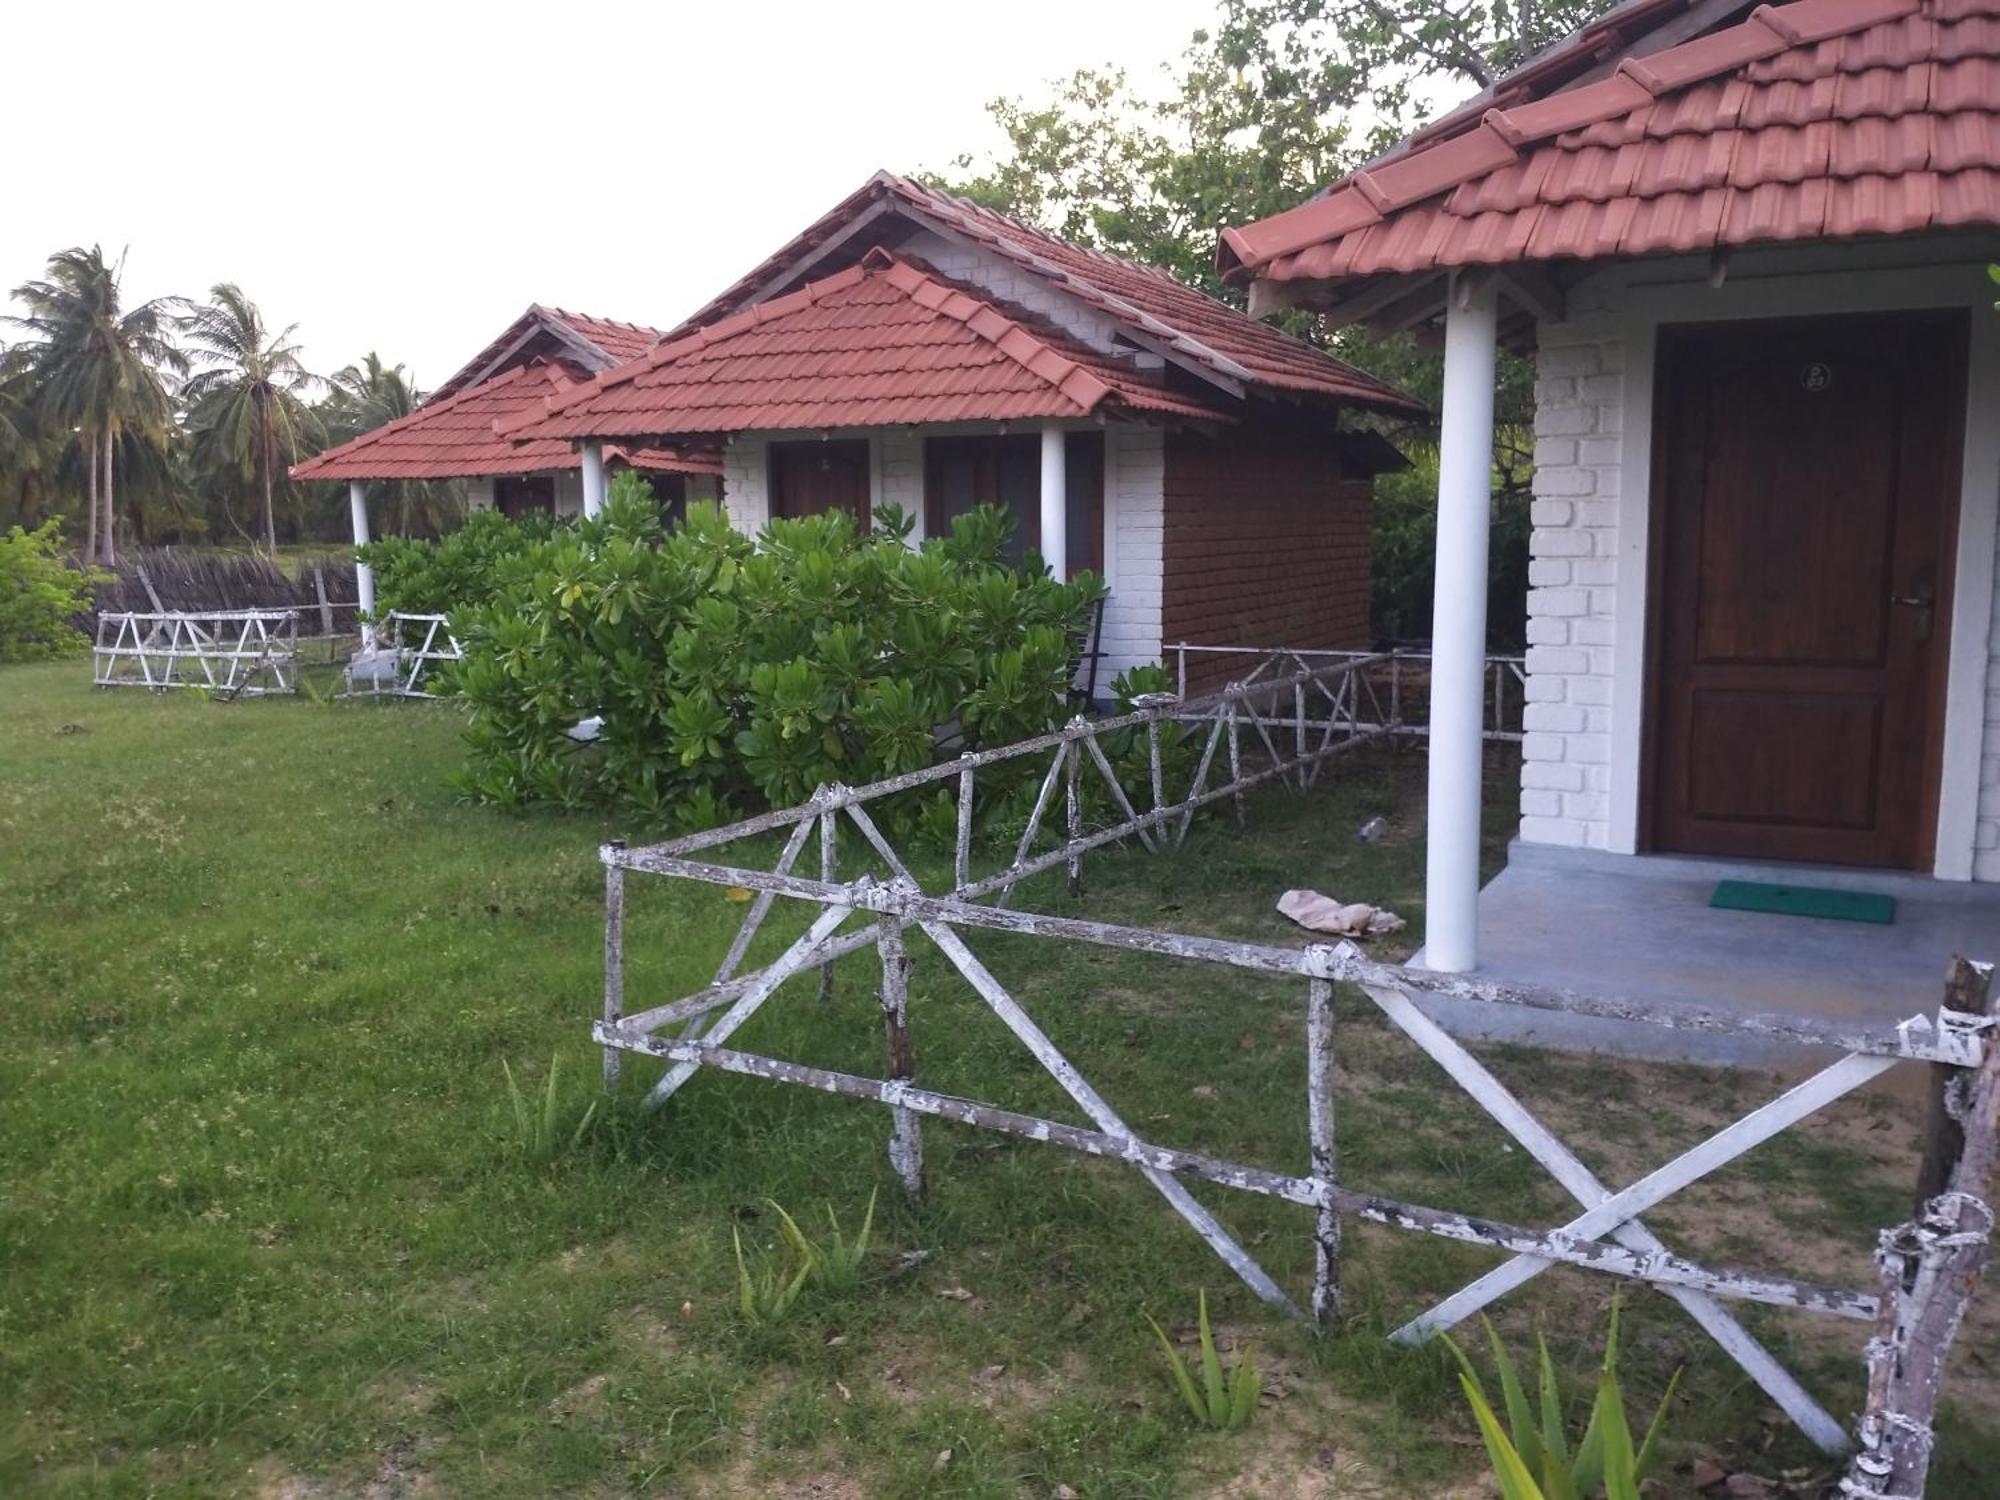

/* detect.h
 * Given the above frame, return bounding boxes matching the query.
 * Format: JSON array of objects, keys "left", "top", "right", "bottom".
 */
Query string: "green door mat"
[{"left": 1710, "top": 879, "right": 1895, "bottom": 924}]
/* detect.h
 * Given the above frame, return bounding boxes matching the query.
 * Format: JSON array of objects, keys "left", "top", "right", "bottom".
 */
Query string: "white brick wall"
[
  {"left": 1099, "top": 424, "right": 1165, "bottom": 687},
  {"left": 1519, "top": 332, "right": 1625, "bottom": 852},
  {"left": 722, "top": 440, "right": 768, "bottom": 532},
  {"left": 1978, "top": 518, "right": 2000, "bottom": 880},
  {"left": 877, "top": 429, "right": 924, "bottom": 536}
]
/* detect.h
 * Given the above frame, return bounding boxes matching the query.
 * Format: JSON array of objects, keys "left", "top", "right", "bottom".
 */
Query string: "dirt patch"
[{"left": 685, "top": 1463, "right": 868, "bottom": 1500}]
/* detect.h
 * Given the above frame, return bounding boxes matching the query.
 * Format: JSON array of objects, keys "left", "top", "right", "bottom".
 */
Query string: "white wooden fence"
[
  {"left": 589, "top": 659, "right": 1996, "bottom": 1494},
  {"left": 92, "top": 610, "right": 300, "bottom": 697}
]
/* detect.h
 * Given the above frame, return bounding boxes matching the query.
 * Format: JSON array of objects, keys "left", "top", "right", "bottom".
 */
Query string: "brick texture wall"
[
  {"left": 1161, "top": 429, "right": 1372, "bottom": 695},
  {"left": 1520, "top": 332, "right": 1625, "bottom": 852}
]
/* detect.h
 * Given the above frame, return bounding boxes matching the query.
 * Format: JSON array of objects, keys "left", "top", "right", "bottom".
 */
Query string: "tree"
[
  {"left": 180, "top": 284, "right": 320, "bottom": 553},
  {"left": 5, "top": 246, "right": 183, "bottom": 565},
  {"left": 317, "top": 353, "right": 463, "bottom": 536},
  {"left": 934, "top": 0, "right": 1599, "bottom": 643},
  {"left": 939, "top": 0, "right": 1615, "bottom": 302}
]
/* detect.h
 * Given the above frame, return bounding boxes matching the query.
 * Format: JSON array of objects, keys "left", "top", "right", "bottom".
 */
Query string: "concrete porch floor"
[{"left": 1413, "top": 842, "right": 2000, "bottom": 1068}]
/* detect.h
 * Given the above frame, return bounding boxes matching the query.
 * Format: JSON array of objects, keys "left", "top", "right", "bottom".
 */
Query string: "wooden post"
[
  {"left": 818, "top": 807, "right": 837, "bottom": 1003},
  {"left": 954, "top": 757, "right": 975, "bottom": 893},
  {"left": 878, "top": 923, "right": 923, "bottom": 1197},
  {"left": 1308, "top": 971, "right": 1341, "bottom": 1325},
  {"left": 1065, "top": 741, "right": 1083, "bottom": 897},
  {"left": 1226, "top": 698, "right": 1245, "bottom": 827},
  {"left": 135, "top": 562, "right": 167, "bottom": 614},
  {"left": 1916, "top": 956, "right": 1994, "bottom": 1206},
  {"left": 312, "top": 563, "right": 335, "bottom": 640},
  {"left": 1847, "top": 958, "right": 1998, "bottom": 1497},
  {"left": 603, "top": 842, "right": 626, "bottom": 1090}
]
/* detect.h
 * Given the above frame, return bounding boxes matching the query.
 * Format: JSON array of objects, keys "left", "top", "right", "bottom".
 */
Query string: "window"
[{"left": 923, "top": 432, "right": 1104, "bottom": 578}]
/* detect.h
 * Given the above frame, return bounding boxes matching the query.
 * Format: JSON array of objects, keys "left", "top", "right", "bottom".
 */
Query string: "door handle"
[{"left": 1891, "top": 567, "right": 1936, "bottom": 642}]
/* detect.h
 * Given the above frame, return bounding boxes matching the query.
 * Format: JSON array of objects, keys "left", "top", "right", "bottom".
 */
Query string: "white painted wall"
[
  {"left": 465, "top": 477, "right": 496, "bottom": 512},
  {"left": 554, "top": 470, "right": 584, "bottom": 519},
  {"left": 1518, "top": 240, "right": 2000, "bottom": 881},
  {"left": 1099, "top": 424, "right": 1165, "bottom": 686}
]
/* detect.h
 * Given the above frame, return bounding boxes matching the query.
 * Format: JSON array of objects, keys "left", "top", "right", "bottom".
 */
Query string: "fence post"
[
  {"left": 1846, "top": 958, "right": 1998, "bottom": 1498},
  {"left": 954, "top": 756, "right": 975, "bottom": 894},
  {"left": 603, "top": 841, "right": 626, "bottom": 1090},
  {"left": 312, "top": 563, "right": 335, "bottom": 640},
  {"left": 877, "top": 922, "right": 924, "bottom": 1198},
  {"left": 1226, "top": 695, "right": 1245, "bottom": 827},
  {"left": 1147, "top": 717, "right": 1165, "bottom": 818},
  {"left": 1065, "top": 740, "right": 1084, "bottom": 897},
  {"left": 1308, "top": 968, "right": 1341, "bottom": 1324},
  {"left": 818, "top": 803, "right": 839, "bottom": 1003},
  {"left": 1916, "top": 956, "right": 1994, "bottom": 1205}
]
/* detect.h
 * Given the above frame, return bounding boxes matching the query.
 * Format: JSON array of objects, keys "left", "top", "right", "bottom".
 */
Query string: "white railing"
[
  {"left": 1170, "top": 643, "right": 1526, "bottom": 744},
  {"left": 92, "top": 610, "right": 299, "bottom": 697}
]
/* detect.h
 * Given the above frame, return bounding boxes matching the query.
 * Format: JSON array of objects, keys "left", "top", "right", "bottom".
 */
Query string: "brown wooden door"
[
  {"left": 1647, "top": 312, "right": 1965, "bottom": 869},
  {"left": 769, "top": 439, "right": 870, "bottom": 528}
]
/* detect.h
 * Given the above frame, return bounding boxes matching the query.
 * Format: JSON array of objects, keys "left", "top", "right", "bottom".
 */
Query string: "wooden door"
[
  {"left": 1646, "top": 312, "right": 1965, "bottom": 868},
  {"left": 769, "top": 439, "right": 870, "bottom": 528}
]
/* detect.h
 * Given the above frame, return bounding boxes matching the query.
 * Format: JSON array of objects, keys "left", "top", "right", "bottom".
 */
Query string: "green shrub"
[
  {"left": 449, "top": 472, "right": 1105, "bottom": 826},
  {"left": 0, "top": 522, "right": 103, "bottom": 661},
  {"left": 357, "top": 507, "right": 558, "bottom": 619}
]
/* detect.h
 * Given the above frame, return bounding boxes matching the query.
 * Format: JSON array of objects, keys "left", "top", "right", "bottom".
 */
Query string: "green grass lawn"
[{"left": 2, "top": 659, "right": 1994, "bottom": 1498}]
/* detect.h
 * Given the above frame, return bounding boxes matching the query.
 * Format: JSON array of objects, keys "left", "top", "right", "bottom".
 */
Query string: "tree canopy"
[{"left": 0, "top": 247, "right": 449, "bottom": 556}]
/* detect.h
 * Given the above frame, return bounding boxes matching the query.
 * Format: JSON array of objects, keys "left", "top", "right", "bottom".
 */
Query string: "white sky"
[{"left": 4, "top": 0, "right": 1220, "bottom": 389}]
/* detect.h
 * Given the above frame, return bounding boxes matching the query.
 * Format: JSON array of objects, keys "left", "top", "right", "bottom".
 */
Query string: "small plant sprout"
[
  {"left": 1146, "top": 1290, "right": 1260, "bottom": 1430},
  {"left": 732, "top": 1190, "right": 878, "bottom": 1326},
  {"left": 501, "top": 1051, "right": 597, "bottom": 1162},
  {"left": 789, "top": 1188, "right": 876, "bottom": 1297},
  {"left": 733, "top": 1223, "right": 814, "bottom": 1327},
  {"left": 1444, "top": 1298, "right": 1680, "bottom": 1500}
]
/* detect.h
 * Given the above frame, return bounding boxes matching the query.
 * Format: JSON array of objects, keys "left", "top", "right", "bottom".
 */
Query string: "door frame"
[
  {"left": 1635, "top": 308, "right": 1968, "bottom": 868},
  {"left": 1572, "top": 248, "right": 2000, "bottom": 880}
]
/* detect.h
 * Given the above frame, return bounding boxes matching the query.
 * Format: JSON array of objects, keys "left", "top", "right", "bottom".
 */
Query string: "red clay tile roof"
[
  {"left": 429, "top": 305, "right": 668, "bottom": 403},
  {"left": 611, "top": 445, "right": 723, "bottom": 476},
  {"left": 290, "top": 359, "right": 719, "bottom": 482},
  {"left": 677, "top": 171, "right": 1420, "bottom": 413},
  {"left": 503, "top": 251, "right": 1245, "bottom": 443},
  {"left": 1218, "top": 0, "right": 2000, "bottom": 291}
]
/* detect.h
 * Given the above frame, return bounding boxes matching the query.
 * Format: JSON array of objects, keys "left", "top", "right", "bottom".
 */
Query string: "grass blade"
[
  {"left": 1147, "top": 1315, "right": 1207, "bottom": 1425},
  {"left": 1484, "top": 1315, "right": 1544, "bottom": 1476},
  {"left": 1197, "top": 1291, "right": 1227, "bottom": 1424},
  {"left": 1596, "top": 1363, "right": 1640, "bottom": 1500},
  {"left": 1459, "top": 1374, "right": 1548, "bottom": 1500},
  {"left": 1227, "top": 1345, "right": 1260, "bottom": 1430},
  {"left": 1634, "top": 1367, "right": 1682, "bottom": 1482}
]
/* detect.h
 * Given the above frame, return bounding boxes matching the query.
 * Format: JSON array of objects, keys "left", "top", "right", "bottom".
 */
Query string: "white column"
[
  {"left": 349, "top": 480, "right": 377, "bottom": 651},
  {"left": 1039, "top": 425, "right": 1067, "bottom": 580},
  {"left": 580, "top": 442, "right": 607, "bottom": 518},
  {"left": 1424, "top": 275, "right": 1499, "bottom": 974}
]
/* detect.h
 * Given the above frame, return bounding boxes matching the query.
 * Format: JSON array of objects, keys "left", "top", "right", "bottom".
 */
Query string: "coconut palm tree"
[
  {"left": 179, "top": 284, "right": 320, "bottom": 552},
  {"left": 6, "top": 246, "right": 183, "bottom": 564},
  {"left": 319, "top": 353, "right": 462, "bottom": 535}
]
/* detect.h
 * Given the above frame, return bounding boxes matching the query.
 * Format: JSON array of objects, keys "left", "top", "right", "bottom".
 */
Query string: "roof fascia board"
[{"left": 900, "top": 208, "right": 1252, "bottom": 399}]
